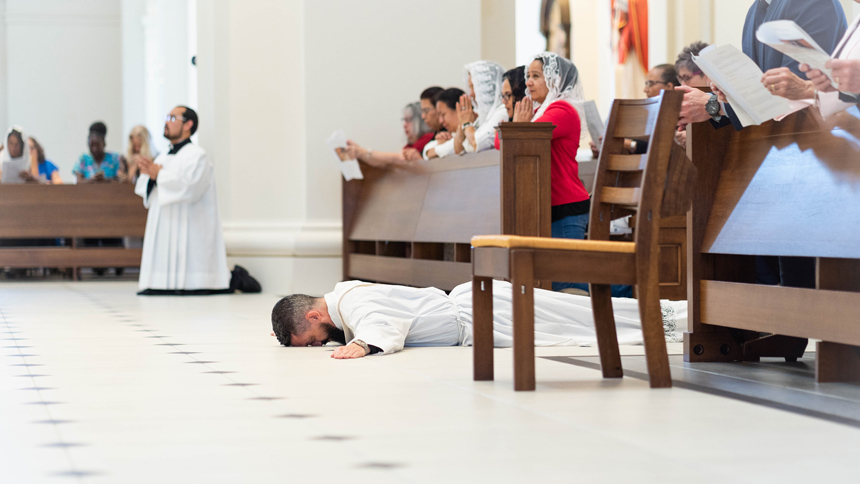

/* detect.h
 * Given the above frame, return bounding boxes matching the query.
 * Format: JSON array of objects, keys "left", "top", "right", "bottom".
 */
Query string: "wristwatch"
[
  {"left": 705, "top": 93, "right": 721, "bottom": 119},
  {"left": 352, "top": 339, "right": 370, "bottom": 355},
  {"left": 461, "top": 122, "right": 474, "bottom": 130}
]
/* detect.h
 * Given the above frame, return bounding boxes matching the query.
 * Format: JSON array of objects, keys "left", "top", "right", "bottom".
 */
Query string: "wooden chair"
[{"left": 470, "top": 91, "right": 691, "bottom": 390}]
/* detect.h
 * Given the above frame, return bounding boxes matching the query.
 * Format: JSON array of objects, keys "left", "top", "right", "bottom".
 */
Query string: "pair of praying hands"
[
  {"left": 136, "top": 155, "right": 160, "bottom": 180},
  {"left": 512, "top": 99, "right": 534, "bottom": 122},
  {"left": 801, "top": 59, "right": 860, "bottom": 95},
  {"left": 456, "top": 94, "right": 478, "bottom": 127}
]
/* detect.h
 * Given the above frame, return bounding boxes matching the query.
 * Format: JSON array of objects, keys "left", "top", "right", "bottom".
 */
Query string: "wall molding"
[{"left": 222, "top": 219, "right": 342, "bottom": 258}]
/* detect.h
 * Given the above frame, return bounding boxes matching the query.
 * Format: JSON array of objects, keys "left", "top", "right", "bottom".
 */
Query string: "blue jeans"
[{"left": 551, "top": 213, "right": 633, "bottom": 298}]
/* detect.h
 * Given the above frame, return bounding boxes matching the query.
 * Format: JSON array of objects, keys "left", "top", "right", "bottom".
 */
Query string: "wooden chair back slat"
[
  {"left": 612, "top": 103, "right": 659, "bottom": 139},
  {"left": 606, "top": 154, "right": 648, "bottom": 172},
  {"left": 601, "top": 187, "right": 640, "bottom": 206}
]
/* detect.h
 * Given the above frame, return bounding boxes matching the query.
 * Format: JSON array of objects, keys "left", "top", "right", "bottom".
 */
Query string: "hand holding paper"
[
  {"left": 325, "top": 129, "right": 364, "bottom": 182},
  {"left": 756, "top": 20, "right": 837, "bottom": 89}
]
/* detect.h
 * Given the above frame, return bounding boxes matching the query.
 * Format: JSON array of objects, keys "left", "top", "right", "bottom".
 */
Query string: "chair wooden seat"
[
  {"left": 471, "top": 91, "right": 694, "bottom": 391},
  {"left": 471, "top": 235, "right": 635, "bottom": 253}
]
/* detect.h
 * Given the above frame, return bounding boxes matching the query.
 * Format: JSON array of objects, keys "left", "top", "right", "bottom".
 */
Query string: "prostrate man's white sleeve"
[{"left": 350, "top": 316, "right": 410, "bottom": 355}]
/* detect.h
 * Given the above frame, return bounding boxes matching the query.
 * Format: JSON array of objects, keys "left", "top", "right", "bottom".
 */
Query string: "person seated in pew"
[
  {"left": 347, "top": 102, "right": 433, "bottom": 168},
  {"left": 270, "top": 280, "right": 688, "bottom": 358},
  {"left": 74, "top": 122, "right": 126, "bottom": 184},
  {"left": 454, "top": 61, "right": 508, "bottom": 154},
  {"left": 493, "top": 66, "right": 527, "bottom": 150},
  {"left": 124, "top": 125, "right": 157, "bottom": 183},
  {"left": 423, "top": 88, "right": 466, "bottom": 160},
  {"left": 798, "top": 0, "right": 860, "bottom": 117},
  {"left": 0, "top": 127, "right": 31, "bottom": 184},
  {"left": 18, "top": 137, "right": 62, "bottom": 185}
]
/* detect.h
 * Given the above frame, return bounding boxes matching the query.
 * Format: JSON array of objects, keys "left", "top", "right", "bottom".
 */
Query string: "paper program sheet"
[
  {"left": 325, "top": 129, "right": 363, "bottom": 181},
  {"left": 693, "top": 44, "right": 791, "bottom": 126},
  {"left": 1, "top": 158, "right": 28, "bottom": 184},
  {"left": 756, "top": 20, "right": 836, "bottom": 89}
]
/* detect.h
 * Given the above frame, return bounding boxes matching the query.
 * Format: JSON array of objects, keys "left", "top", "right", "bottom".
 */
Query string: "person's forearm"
[
  {"left": 51, "top": 172, "right": 63, "bottom": 185},
  {"left": 453, "top": 130, "right": 465, "bottom": 154},
  {"left": 363, "top": 151, "right": 404, "bottom": 167},
  {"left": 465, "top": 127, "right": 477, "bottom": 151}
]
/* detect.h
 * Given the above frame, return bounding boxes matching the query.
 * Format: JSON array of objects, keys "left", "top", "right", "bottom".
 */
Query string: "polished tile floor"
[{"left": 1, "top": 282, "right": 858, "bottom": 483}]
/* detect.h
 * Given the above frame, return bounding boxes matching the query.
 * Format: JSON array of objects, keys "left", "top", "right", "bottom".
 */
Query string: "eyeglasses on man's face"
[
  {"left": 164, "top": 115, "right": 186, "bottom": 123},
  {"left": 644, "top": 80, "right": 668, "bottom": 88}
]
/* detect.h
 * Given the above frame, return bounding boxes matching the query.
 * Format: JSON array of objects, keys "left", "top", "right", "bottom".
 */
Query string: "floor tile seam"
[
  {"left": 549, "top": 356, "right": 860, "bottom": 431},
  {"left": 1, "top": 303, "right": 85, "bottom": 479}
]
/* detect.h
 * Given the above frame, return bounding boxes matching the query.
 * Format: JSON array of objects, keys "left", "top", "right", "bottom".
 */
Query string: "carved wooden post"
[{"left": 498, "top": 122, "right": 555, "bottom": 239}]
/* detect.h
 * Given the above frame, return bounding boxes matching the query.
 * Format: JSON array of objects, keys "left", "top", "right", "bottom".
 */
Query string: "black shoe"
[
  {"left": 115, "top": 268, "right": 124, "bottom": 277},
  {"left": 230, "top": 265, "right": 261, "bottom": 293},
  {"left": 94, "top": 268, "right": 106, "bottom": 276}
]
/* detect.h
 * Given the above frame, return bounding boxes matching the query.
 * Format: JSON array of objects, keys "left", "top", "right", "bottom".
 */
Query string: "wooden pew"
[
  {"left": 0, "top": 184, "right": 147, "bottom": 277},
  {"left": 684, "top": 107, "right": 860, "bottom": 382},
  {"left": 342, "top": 123, "right": 689, "bottom": 297}
]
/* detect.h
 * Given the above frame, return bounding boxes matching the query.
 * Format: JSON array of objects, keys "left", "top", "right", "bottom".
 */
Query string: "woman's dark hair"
[
  {"left": 89, "top": 121, "right": 107, "bottom": 140},
  {"left": 421, "top": 86, "right": 444, "bottom": 101},
  {"left": 434, "top": 88, "right": 466, "bottom": 111},
  {"left": 504, "top": 66, "right": 527, "bottom": 104},
  {"left": 29, "top": 137, "right": 46, "bottom": 164},
  {"left": 7, "top": 129, "right": 23, "bottom": 148},
  {"left": 675, "top": 41, "right": 709, "bottom": 73}
]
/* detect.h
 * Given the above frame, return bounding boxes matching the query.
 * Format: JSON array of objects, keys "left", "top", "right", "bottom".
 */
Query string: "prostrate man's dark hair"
[
  {"left": 178, "top": 106, "right": 199, "bottom": 136},
  {"left": 655, "top": 64, "right": 679, "bottom": 86},
  {"left": 421, "top": 86, "right": 444, "bottom": 101},
  {"left": 271, "top": 294, "right": 318, "bottom": 346},
  {"left": 89, "top": 121, "right": 107, "bottom": 140},
  {"left": 675, "top": 41, "right": 709, "bottom": 73},
  {"left": 435, "top": 88, "right": 466, "bottom": 111}
]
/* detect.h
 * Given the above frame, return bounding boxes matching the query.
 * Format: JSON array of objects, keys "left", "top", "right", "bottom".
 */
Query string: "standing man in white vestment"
[
  {"left": 271, "top": 280, "right": 687, "bottom": 359},
  {"left": 135, "top": 106, "right": 251, "bottom": 296}
]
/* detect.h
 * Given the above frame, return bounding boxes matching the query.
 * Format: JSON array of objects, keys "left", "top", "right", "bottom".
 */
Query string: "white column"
[
  {"left": 0, "top": 0, "right": 7, "bottom": 131},
  {"left": 122, "top": 0, "right": 146, "bottom": 143}
]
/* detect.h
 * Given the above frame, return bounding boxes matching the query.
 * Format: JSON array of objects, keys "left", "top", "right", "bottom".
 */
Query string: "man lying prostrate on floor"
[{"left": 270, "top": 280, "right": 687, "bottom": 359}]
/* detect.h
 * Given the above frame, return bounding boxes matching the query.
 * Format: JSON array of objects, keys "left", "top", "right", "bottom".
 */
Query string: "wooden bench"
[
  {"left": 0, "top": 184, "right": 147, "bottom": 278},
  {"left": 342, "top": 123, "right": 688, "bottom": 297},
  {"left": 684, "top": 107, "right": 860, "bottom": 382}
]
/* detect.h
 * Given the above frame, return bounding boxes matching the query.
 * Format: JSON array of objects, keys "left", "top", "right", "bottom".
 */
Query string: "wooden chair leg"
[
  {"left": 589, "top": 284, "right": 623, "bottom": 378},
  {"left": 511, "top": 250, "right": 536, "bottom": 391},
  {"left": 473, "top": 275, "right": 495, "bottom": 381},
  {"left": 636, "top": 282, "right": 672, "bottom": 388}
]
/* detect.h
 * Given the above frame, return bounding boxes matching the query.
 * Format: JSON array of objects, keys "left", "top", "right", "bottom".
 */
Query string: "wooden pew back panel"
[{"left": 702, "top": 108, "right": 860, "bottom": 258}]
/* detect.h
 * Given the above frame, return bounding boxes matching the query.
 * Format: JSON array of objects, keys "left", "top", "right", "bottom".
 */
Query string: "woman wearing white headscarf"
[
  {"left": 513, "top": 53, "right": 601, "bottom": 294},
  {"left": 454, "top": 60, "right": 509, "bottom": 154},
  {"left": 0, "top": 127, "right": 32, "bottom": 184}
]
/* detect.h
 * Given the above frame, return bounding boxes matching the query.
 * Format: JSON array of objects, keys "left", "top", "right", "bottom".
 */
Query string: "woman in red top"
[
  {"left": 513, "top": 53, "right": 630, "bottom": 295},
  {"left": 347, "top": 102, "right": 433, "bottom": 168}
]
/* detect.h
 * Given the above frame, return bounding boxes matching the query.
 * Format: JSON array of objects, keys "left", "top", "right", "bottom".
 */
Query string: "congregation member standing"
[
  {"left": 74, "top": 122, "right": 125, "bottom": 183},
  {"left": 456, "top": 60, "right": 508, "bottom": 154},
  {"left": 135, "top": 106, "right": 232, "bottom": 295},
  {"left": 800, "top": 0, "right": 860, "bottom": 117}
]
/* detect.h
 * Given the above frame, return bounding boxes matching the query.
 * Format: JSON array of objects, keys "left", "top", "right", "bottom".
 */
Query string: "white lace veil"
[
  {"left": 464, "top": 60, "right": 506, "bottom": 125},
  {"left": 0, "top": 126, "right": 31, "bottom": 184},
  {"left": 404, "top": 102, "right": 431, "bottom": 144},
  {"left": 529, "top": 52, "right": 586, "bottom": 123}
]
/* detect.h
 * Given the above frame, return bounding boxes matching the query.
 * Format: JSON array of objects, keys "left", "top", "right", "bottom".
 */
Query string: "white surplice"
[
  {"left": 134, "top": 142, "right": 230, "bottom": 291},
  {"left": 323, "top": 280, "right": 688, "bottom": 355},
  {"left": 818, "top": 15, "right": 860, "bottom": 118}
]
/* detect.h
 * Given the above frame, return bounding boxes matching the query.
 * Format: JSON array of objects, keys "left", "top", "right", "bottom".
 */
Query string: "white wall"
[
  {"left": 197, "top": 0, "right": 483, "bottom": 295},
  {"left": 515, "top": 0, "right": 546, "bottom": 66},
  {"left": 6, "top": 0, "right": 122, "bottom": 180}
]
